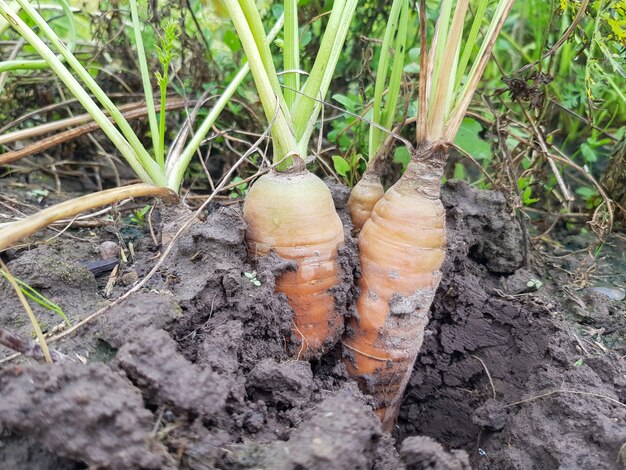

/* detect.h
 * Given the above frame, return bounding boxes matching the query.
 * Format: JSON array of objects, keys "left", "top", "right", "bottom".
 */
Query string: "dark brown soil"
[{"left": 0, "top": 181, "right": 624, "bottom": 469}]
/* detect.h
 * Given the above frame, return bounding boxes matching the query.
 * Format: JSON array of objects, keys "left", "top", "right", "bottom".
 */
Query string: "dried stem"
[
  {"left": 0, "top": 325, "right": 73, "bottom": 363},
  {"left": 0, "top": 184, "right": 178, "bottom": 251}
]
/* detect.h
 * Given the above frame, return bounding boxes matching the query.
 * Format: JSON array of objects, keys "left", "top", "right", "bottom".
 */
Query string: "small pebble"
[
  {"left": 120, "top": 270, "right": 139, "bottom": 286},
  {"left": 589, "top": 287, "right": 625, "bottom": 301},
  {"left": 99, "top": 241, "right": 120, "bottom": 260}
]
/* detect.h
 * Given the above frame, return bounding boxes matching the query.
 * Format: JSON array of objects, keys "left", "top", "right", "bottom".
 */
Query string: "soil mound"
[{"left": 0, "top": 181, "right": 624, "bottom": 469}]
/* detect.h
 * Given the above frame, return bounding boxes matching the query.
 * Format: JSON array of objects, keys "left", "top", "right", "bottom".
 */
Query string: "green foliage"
[
  {"left": 393, "top": 146, "right": 411, "bottom": 171},
  {"left": 128, "top": 205, "right": 152, "bottom": 226},
  {"left": 2, "top": 0, "right": 624, "bottom": 230},
  {"left": 327, "top": 87, "right": 369, "bottom": 153},
  {"left": 154, "top": 19, "right": 181, "bottom": 166},
  {"left": 518, "top": 177, "right": 540, "bottom": 206},
  {"left": 229, "top": 176, "right": 249, "bottom": 198},
  {"left": 244, "top": 271, "right": 261, "bottom": 287},
  {"left": 453, "top": 118, "right": 492, "bottom": 162},
  {"left": 155, "top": 20, "right": 180, "bottom": 90},
  {"left": 575, "top": 186, "right": 603, "bottom": 209},
  {"left": 332, "top": 153, "right": 366, "bottom": 187}
]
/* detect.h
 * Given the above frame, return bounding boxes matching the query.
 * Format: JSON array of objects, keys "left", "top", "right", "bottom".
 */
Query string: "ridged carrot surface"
[
  {"left": 244, "top": 170, "right": 345, "bottom": 359},
  {"left": 342, "top": 150, "right": 446, "bottom": 430}
]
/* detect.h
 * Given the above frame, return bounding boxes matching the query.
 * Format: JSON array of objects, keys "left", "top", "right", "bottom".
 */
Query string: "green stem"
[
  {"left": 238, "top": 0, "right": 287, "bottom": 106},
  {"left": 384, "top": 0, "right": 408, "bottom": 135},
  {"left": 0, "top": 0, "right": 159, "bottom": 185},
  {"left": 159, "top": 81, "right": 167, "bottom": 164},
  {"left": 294, "top": 0, "right": 358, "bottom": 154},
  {"left": 166, "top": 15, "right": 285, "bottom": 190},
  {"left": 369, "top": 0, "right": 403, "bottom": 161},
  {"left": 11, "top": 0, "right": 165, "bottom": 185},
  {"left": 369, "top": 0, "right": 408, "bottom": 162},
  {"left": 223, "top": 0, "right": 298, "bottom": 166},
  {"left": 129, "top": 0, "right": 161, "bottom": 166},
  {"left": 0, "top": 0, "right": 18, "bottom": 36},
  {"left": 454, "top": 0, "right": 488, "bottom": 89},
  {"left": 0, "top": 58, "right": 50, "bottom": 72},
  {"left": 284, "top": 0, "right": 299, "bottom": 111},
  {"left": 0, "top": 0, "right": 75, "bottom": 76}
]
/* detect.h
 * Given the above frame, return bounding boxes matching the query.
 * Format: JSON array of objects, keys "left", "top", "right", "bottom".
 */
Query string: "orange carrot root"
[
  {"left": 243, "top": 170, "right": 345, "bottom": 359},
  {"left": 342, "top": 146, "right": 447, "bottom": 430},
  {"left": 347, "top": 171, "right": 384, "bottom": 233}
]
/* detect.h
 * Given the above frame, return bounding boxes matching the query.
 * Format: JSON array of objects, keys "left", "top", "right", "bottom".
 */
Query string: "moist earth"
[{"left": 0, "top": 181, "right": 624, "bottom": 469}]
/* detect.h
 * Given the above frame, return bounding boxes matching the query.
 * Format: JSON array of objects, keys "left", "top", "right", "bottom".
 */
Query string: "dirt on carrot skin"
[{"left": 0, "top": 180, "right": 624, "bottom": 469}]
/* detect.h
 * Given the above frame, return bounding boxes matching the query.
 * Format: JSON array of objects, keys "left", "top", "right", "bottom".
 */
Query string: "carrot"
[
  {"left": 342, "top": 0, "right": 514, "bottom": 430},
  {"left": 347, "top": 0, "right": 408, "bottom": 233},
  {"left": 244, "top": 168, "right": 345, "bottom": 358},
  {"left": 222, "top": 0, "right": 357, "bottom": 358},
  {"left": 347, "top": 168, "right": 385, "bottom": 232},
  {"left": 342, "top": 146, "right": 447, "bottom": 429}
]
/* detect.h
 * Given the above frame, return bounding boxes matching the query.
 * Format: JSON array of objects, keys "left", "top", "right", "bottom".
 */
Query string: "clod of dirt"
[
  {"left": 160, "top": 203, "right": 199, "bottom": 247},
  {"left": 161, "top": 205, "right": 248, "bottom": 304},
  {"left": 198, "top": 319, "right": 243, "bottom": 375},
  {"left": 0, "top": 435, "right": 82, "bottom": 470},
  {"left": 262, "top": 386, "right": 397, "bottom": 469},
  {"left": 93, "top": 291, "right": 182, "bottom": 349},
  {"left": 246, "top": 358, "right": 314, "bottom": 409},
  {"left": 179, "top": 428, "right": 232, "bottom": 470},
  {"left": 0, "top": 363, "right": 171, "bottom": 469},
  {"left": 115, "top": 328, "right": 229, "bottom": 419},
  {"left": 442, "top": 180, "right": 526, "bottom": 274},
  {"left": 471, "top": 399, "right": 508, "bottom": 432},
  {"left": 160, "top": 206, "right": 296, "bottom": 366},
  {"left": 400, "top": 436, "right": 470, "bottom": 470}
]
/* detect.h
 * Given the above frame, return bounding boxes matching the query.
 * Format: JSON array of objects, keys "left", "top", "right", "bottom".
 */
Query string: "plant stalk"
[
  {"left": 166, "top": 15, "right": 285, "bottom": 190},
  {"left": 284, "top": 0, "right": 299, "bottom": 110},
  {"left": 129, "top": 0, "right": 162, "bottom": 165},
  {"left": 222, "top": 0, "right": 298, "bottom": 165},
  {"left": 7, "top": 0, "right": 166, "bottom": 185},
  {"left": 0, "top": 184, "right": 178, "bottom": 251}
]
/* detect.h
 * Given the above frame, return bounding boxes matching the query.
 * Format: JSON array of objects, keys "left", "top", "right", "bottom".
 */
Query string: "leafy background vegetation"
[{"left": 0, "top": 0, "right": 624, "bottom": 232}]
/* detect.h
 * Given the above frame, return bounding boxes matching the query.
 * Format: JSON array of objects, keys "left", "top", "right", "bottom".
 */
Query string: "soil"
[{"left": 0, "top": 180, "right": 624, "bottom": 469}]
